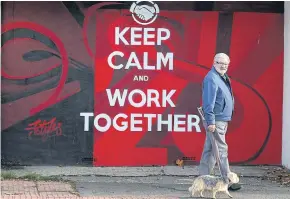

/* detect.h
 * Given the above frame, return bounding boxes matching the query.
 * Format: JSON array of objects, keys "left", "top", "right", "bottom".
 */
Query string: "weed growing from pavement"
[
  {"left": 1, "top": 172, "right": 17, "bottom": 180},
  {"left": 1, "top": 172, "right": 61, "bottom": 181}
]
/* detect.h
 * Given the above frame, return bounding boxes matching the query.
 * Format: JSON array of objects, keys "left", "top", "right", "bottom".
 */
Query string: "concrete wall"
[
  {"left": 1, "top": 1, "right": 284, "bottom": 167},
  {"left": 282, "top": 1, "right": 290, "bottom": 169}
]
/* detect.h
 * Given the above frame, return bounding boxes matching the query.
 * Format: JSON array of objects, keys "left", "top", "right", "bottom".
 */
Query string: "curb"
[{"left": 1, "top": 165, "right": 276, "bottom": 178}]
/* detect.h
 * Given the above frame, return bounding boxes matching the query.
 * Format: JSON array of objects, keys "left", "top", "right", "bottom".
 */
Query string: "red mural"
[
  {"left": 1, "top": 1, "right": 283, "bottom": 166},
  {"left": 93, "top": 9, "right": 283, "bottom": 166}
]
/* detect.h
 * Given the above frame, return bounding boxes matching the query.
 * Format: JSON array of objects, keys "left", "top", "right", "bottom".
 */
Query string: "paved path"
[
  {"left": 1, "top": 180, "right": 77, "bottom": 199},
  {"left": 2, "top": 176, "right": 290, "bottom": 199},
  {"left": 1, "top": 179, "right": 176, "bottom": 199},
  {"left": 2, "top": 166, "right": 290, "bottom": 198},
  {"left": 65, "top": 175, "right": 290, "bottom": 199}
]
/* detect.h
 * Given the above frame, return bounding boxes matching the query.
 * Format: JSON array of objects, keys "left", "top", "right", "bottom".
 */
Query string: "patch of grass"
[
  {"left": 1, "top": 172, "right": 61, "bottom": 182},
  {"left": 1, "top": 172, "right": 17, "bottom": 180},
  {"left": 20, "top": 173, "right": 61, "bottom": 181}
]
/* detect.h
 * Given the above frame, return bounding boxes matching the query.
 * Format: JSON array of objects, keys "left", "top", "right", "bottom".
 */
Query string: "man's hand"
[{"left": 207, "top": 124, "right": 216, "bottom": 133}]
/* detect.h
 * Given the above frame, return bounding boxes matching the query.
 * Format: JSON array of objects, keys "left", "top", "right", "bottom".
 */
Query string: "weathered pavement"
[
  {"left": 64, "top": 175, "right": 290, "bottom": 199},
  {"left": 2, "top": 166, "right": 290, "bottom": 198}
]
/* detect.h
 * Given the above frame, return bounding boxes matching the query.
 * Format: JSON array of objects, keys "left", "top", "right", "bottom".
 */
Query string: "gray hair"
[{"left": 214, "top": 53, "right": 230, "bottom": 64}]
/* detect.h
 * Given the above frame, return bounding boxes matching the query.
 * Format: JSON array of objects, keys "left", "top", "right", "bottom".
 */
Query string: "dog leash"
[{"left": 197, "top": 107, "right": 224, "bottom": 178}]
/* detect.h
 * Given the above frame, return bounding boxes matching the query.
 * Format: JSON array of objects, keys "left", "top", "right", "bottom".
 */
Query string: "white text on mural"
[
  {"left": 81, "top": 89, "right": 201, "bottom": 133},
  {"left": 81, "top": 25, "right": 201, "bottom": 133},
  {"left": 107, "top": 27, "right": 173, "bottom": 70}
]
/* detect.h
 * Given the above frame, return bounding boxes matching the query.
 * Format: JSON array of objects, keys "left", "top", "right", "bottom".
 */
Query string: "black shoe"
[{"left": 228, "top": 183, "right": 242, "bottom": 191}]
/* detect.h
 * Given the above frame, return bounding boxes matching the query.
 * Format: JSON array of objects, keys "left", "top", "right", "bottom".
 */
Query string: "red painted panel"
[
  {"left": 93, "top": 10, "right": 283, "bottom": 166},
  {"left": 1, "top": 1, "right": 283, "bottom": 166}
]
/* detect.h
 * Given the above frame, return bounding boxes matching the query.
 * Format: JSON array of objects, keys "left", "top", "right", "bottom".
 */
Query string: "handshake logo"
[{"left": 130, "top": 1, "right": 160, "bottom": 25}]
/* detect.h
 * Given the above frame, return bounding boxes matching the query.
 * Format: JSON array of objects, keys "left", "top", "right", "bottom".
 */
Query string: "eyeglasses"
[{"left": 215, "top": 61, "right": 229, "bottom": 66}]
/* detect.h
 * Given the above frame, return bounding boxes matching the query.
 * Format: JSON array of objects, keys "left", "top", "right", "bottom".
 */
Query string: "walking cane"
[{"left": 197, "top": 107, "right": 224, "bottom": 177}]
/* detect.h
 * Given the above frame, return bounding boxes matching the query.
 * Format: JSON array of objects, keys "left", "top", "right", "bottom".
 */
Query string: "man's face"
[{"left": 213, "top": 57, "right": 229, "bottom": 75}]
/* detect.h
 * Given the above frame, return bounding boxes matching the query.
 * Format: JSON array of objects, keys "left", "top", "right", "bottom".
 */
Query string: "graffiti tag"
[{"left": 25, "top": 118, "right": 62, "bottom": 141}]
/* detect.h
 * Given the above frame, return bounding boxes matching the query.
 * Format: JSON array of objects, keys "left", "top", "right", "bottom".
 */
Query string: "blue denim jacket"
[{"left": 202, "top": 67, "right": 234, "bottom": 125}]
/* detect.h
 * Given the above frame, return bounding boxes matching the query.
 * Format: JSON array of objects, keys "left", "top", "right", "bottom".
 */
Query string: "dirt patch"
[{"left": 261, "top": 166, "right": 290, "bottom": 187}]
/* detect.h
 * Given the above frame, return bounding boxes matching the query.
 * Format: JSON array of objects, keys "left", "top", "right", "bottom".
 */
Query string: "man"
[{"left": 199, "top": 53, "right": 241, "bottom": 191}]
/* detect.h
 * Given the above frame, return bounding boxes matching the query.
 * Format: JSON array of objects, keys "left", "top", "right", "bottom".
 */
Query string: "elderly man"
[{"left": 199, "top": 53, "right": 241, "bottom": 191}]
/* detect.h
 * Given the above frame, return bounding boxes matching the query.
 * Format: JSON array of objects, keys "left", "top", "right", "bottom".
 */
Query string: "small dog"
[{"left": 188, "top": 172, "right": 239, "bottom": 199}]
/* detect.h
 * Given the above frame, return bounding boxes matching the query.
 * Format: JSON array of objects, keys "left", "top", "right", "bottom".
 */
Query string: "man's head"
[{"left": 213, "top": 53, "right": 230, "bottom": 76}]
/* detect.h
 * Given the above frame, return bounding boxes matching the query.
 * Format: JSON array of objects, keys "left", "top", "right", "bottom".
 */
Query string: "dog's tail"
[
  {"left": 188, "top": 185, "right": 193, "bottom": 192},
  {"left": 188, "top": 179, "right": 196, "bottom": 192}
]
